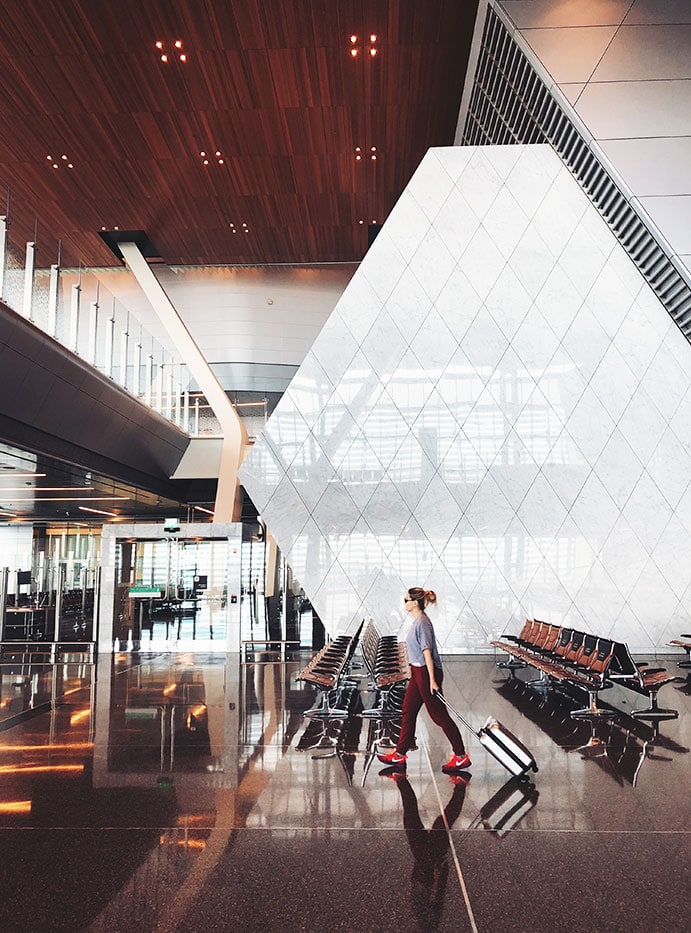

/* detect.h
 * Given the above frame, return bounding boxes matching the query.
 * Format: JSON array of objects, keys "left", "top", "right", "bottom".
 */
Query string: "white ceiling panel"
[
  {"left": 637, "top": 195, "right": 691, "bottom": 253},
  {"left": 521, "top": 26, "right": 618, "bottom": 84},
  {"left": 624, "top": 0, "right": 691, "bottom": 25},
  {"left": 592, "top": 24, "right": 691, "bottom": 80},
  {"left": 597, "top": 137, "right": 691, "bottom": 195},
  {"left": 499, "top": 0, "right": 630, "bottom": 28},
  {"left": 575, "top": 80, "right": 691, "bottom": 138}
]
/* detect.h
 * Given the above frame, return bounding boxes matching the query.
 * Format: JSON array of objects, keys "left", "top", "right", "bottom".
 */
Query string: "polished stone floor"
[{"left": 0, "top": 649, "right": 688, "bottom": 932}]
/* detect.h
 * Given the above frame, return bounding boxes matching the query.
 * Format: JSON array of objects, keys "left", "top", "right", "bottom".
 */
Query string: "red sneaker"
[
  {"left": 442, "top": 753, "right": 471, "bottom": 773},
  {"left": 377, "top": 750, "right": 407, "bottom": 769}
]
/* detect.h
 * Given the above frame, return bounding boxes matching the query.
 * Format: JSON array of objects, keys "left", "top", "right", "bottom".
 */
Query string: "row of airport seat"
[
  {"left": 359, "top": 620, "right": 409, "bottom": 718},
  {"left": 668, "top": 633, "right": 691, "bottom": 670},
  {"left": 297, "top": 619, "right": 409, "bottom": 720},
  {"left": 491, "top": 619, "right": 679, "bottom": 721}
]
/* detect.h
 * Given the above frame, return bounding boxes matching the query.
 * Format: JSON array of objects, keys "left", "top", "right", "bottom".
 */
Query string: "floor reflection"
[
  {"left": 390, "top": 772, "right": 470, "bottom": 930},
  {"left": 0, "top": 652, "right": 687, "bottom": 932}
]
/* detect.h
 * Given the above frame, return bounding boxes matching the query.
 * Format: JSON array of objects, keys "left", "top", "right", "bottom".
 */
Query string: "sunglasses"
[{"left": 403, "top": 597, "right": 416, "bottom": 602}]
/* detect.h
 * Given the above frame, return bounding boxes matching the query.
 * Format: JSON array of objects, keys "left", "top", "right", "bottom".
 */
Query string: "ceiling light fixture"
[
  {"left": 47, "top": 154, "right": 74, "bottom": 170},
  {"left": 156, "top": 39, "right": 187, "bottom": 63},
  {"left": 78, "top": 506, "right": 119, "bottom": 517},
  {"left": 200, "top": 148, "right": 224, "bottom": 166},
  {"left": 0, "top": 496, "right": 129, "bottom": 503},
  {"left": 0, "top": 486, "right": 94, "bottom": 492}
]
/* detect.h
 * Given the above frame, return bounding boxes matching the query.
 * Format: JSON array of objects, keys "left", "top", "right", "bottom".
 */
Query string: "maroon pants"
[{"left": 396, "top": 665, "right": 465, "bottom": 756}]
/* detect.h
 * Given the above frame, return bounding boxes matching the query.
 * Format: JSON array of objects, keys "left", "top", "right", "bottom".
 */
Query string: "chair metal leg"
[
  {"left": 303, "top": 687, "right": 351, "bottom": 719},
  {"left": 570, "top": 688, "right": 616, "bottom": 721},
  {"left": 630, "top": 690, "right": 679, "bottom": 721}
]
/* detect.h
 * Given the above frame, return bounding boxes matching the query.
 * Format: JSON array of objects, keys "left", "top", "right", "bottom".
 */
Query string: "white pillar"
[
  {"left": 22, "top": 241, "right": 35, "bottom": 319},
  {"left": 69, "top": 281, "right": 81, "bottom": 351},
  {"left": 47, "top": 264, "right": 60, "bottom": 337},
  {"left": 0, "top": 216, "right": 7, "bottom": 300},
  {"left": 88, "top": 299, "right": 99, "bottom": 366}
]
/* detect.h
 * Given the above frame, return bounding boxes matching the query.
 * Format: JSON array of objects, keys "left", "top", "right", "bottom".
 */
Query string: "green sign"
[{"left": 128, "top": 586, "right": 161, "bottom": 597}]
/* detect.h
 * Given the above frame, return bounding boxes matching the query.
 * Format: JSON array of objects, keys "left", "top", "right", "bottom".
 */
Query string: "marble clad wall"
[{"left": 240, "top": 144, "right": 691, "bottom": 653}]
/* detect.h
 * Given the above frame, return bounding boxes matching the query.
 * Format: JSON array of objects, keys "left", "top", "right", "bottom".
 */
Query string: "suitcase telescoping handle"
[{"left": 433, "top": 689, "right": 479, "bottom": 737}]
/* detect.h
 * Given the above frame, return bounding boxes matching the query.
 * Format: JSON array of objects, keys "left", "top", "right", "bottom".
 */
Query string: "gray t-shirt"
[{"left": 405, "top": 612, "right": 442, "bottom": 669}]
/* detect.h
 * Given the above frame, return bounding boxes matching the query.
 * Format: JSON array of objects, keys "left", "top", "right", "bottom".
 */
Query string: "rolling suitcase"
[{"left": 435, "top": 691, "right": 538, "bottom": 778}]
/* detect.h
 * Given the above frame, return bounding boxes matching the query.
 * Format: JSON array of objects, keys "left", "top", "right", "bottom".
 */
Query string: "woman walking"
[{"left": 378, "top": 587, "right": 471, "bottom": 773}]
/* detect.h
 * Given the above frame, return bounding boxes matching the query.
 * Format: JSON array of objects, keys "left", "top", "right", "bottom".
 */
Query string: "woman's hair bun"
[{"left": 424, "top": 589, "right": 437, "bottom": 605}]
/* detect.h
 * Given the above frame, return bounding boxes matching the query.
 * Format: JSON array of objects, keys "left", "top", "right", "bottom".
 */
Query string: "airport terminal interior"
[{"left": 1, "top": 1, "right": 690, "bottom": 930}]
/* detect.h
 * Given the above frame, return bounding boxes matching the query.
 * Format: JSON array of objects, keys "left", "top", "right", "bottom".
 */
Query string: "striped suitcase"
[{"left": 436, "top": 692, "right": 538, "bottom": 778}]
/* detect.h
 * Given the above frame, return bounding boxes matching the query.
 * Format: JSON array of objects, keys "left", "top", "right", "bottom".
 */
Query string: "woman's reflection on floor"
[{"left": 383, "top": 769, "right": 469, "bottom": 930}]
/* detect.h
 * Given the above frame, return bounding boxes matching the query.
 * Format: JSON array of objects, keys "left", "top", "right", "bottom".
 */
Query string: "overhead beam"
[{"left": 118, "top": 240, "right": 247, "bottom": 522}]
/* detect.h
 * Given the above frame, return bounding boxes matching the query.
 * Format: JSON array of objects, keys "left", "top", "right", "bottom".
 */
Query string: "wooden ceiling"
[{"left": 0, "top": 0, "right": 477, "bottom": 269}]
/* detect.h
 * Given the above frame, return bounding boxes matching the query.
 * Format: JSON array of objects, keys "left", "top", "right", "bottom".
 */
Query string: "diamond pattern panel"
[{"left": 240, "top": 144, "right": 691, "bottom": 652}]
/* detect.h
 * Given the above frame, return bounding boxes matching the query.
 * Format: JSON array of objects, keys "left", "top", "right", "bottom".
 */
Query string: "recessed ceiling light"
[
  {"left": 156, "top": 39, "right": 188, "bottom": 63},
  {"left": 48, "top": 154, "right": 74, "bottom": 170},
  {"left": 350, "top": 35, "right": 358, "bottom": 43},
  {"left": 200, "top": 148, "right": 223, "bottom": 165},
  {"left": 370, "top": 34, "right": 377, "bottom": 42}
]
